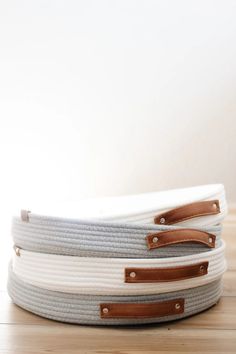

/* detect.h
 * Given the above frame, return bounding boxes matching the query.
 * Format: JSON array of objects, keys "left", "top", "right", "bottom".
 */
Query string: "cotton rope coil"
[
  {"left": 12, "top": 241, "right": 226, "bottom": 296},
  {"left": 8, "top": 183, "right": 227, "bottom": 325},
  {"left": 12, "top": 215, "right": 222, "bottom": 258},
  {"left": 18, "top": 184, "right": 227, "bottom": 226},
  {"left": 8, "top": 265, "right": 223, "bottom": 326}
]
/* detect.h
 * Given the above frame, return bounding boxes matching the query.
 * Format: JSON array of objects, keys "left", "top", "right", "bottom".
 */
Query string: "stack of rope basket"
[{"left": 8, "top": 184, "right": 227, "bottom": 325}]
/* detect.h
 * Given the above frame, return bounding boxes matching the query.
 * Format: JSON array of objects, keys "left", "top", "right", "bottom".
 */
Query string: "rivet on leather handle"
[
  {"left": 125, "top": 261, "right": 209, "bottom": 283},
  {"left": 100, "top": 298, "right": 185, "bottom": 319},
  {"left": 154, "top": 200, "right": 220, "bottom": 225},
  {"left": 146, "top": 229, "right": 216, "bottom": 250}
]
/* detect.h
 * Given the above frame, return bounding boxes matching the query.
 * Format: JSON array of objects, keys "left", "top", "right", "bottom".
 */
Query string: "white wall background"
[{"left": 0, "top": 0, "right": 236, "bottom": 285}]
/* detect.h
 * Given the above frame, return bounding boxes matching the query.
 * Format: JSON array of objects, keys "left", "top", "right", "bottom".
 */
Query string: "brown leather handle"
[
  {"left": 100, "top": 298, "right": 184, "bottom": 319},
  {"left": 154, "top": 200, "right": 220, "bottom": 225},
  {"left": 125, "top": 262, "right": 208, "bottom": 283},
  {"left": 146, "top": 229, "right": 216, "bottom": 250}
]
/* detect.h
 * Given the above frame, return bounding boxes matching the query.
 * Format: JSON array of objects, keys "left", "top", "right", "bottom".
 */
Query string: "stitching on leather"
[
  {"left": 157, "top": 200, "right": 220, "bottom": 215},
  {"left": 148, "top": 238, "right": 215, "bottom": 249},
  {"left": 126, "top": 262, "right": 208, "bottom": 273},
  {"left": 147, "top": 228, "right": 213, "bottom": 236},
  {"left": 164, "top": 211, "right": 219, "bottom": 225},
  {"left": 125, "top": 262, "right": 209, "bottom": 283},
  {"left": 154, "top": 200, "right": 220, "bottom": 224},
  {"left": 100, "top": 299, "right": 185, "bottom": 318},
  {"left": 146, "top": 230, "right": 215, "bottom": 249}
]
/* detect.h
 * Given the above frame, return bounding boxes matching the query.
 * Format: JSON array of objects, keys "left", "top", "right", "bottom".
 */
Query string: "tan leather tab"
[
  {"left": 21, "top": 210, "right": 31, "bottom": 222},
  {"left": 154, "top": 200, "right": 220, "bottom": 225},
  {"left": 146, "top": 229, "right": 216, "bottom": 250},
  {"left": 125, "top": 262, "right": 208, "bottom": 283},
  {"left": 100, "top": 298, "right": 184, "bottom": 319},
  {"left": 13, "top": 245, "right": 21, "bottom": 257}
]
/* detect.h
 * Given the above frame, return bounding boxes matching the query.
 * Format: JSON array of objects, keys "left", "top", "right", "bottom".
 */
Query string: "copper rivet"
[
  {"left": 130, "top": 272, "right": 136, "bottom": 278},
  {"left": 160, "top": 217, "right": 165, "bottom": 224},
  {"left": 153, "top": 236, "right": 158, "bottom": 243},
  {"left": 175, "top": 303, "right": 181, "bottom": 310},
  {"left": 102, "top": 307, "right": 109, "bottom": 314},
  {"left": 209, "top": 237, "right": 213, "bottom": 243},
  {"left": 200, "top": 265, "right": 205, "bottom": 272},
  {"left": 15, "top": 247, "right": 21, "bottom": 257}
]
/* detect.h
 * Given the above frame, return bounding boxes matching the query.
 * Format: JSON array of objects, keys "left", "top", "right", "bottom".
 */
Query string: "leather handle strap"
[
  {"left": 100, "top": 298, "right": 184, "bottom": 319},
  {"left": 21, "top": 210, "right": 31, "bottom": 222},
  {"left": 146, "top": 229, "right": 216, "bottom": 250},
  {"left": 125, "top": 261, "right": 209, "bottom": 283},
  {"left": 154, "top": 200, "right": 220, "bottom": 225}
]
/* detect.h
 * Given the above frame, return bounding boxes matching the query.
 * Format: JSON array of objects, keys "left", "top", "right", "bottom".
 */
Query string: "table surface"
[{"left": 0, "top": 212, "right": 236, "bottom": 354}]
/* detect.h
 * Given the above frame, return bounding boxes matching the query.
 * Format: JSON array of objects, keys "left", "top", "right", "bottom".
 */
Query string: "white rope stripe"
[
  {"left": 20, "top": 184, "right": 227, "bottom": 227},
  {"left": 12, "top": 241, "right": 226, "bottom": 295}
]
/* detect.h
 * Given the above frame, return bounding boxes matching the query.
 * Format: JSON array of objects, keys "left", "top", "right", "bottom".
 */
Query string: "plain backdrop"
[{"left": 0, "top": 0, "right": 236, "bottom": 286}]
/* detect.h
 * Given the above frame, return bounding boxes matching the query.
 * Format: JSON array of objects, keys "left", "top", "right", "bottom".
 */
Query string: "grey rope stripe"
[
  {"left": 12, "top": 217, "right": 222, "bottom": 258},
  {"left": 15, "top": 215, "right": 223, "bottom": 232},
  {"left": 8, "top": 266, "right": 222, "bottom": 325},
  {"left": 19, "top": 187, "right": 227, "bottom": 225}
]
